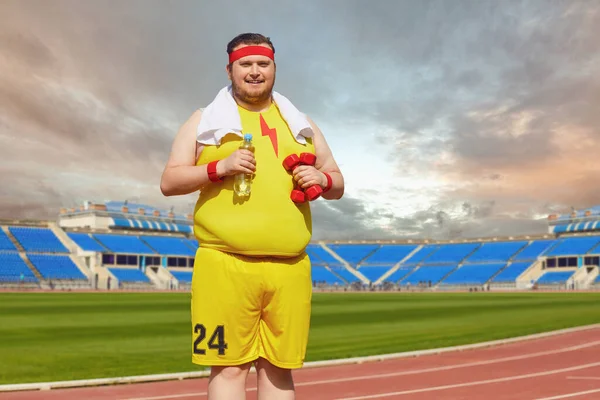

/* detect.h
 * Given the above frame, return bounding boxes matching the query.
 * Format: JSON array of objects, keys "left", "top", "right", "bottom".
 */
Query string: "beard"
[{"left": 231, "top": 79, "right": 274, "bottom": 105}]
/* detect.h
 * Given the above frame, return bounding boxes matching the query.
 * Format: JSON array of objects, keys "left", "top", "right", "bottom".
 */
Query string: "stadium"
[
  {"left": 1, "top": 199, "right": 600, "bottom": 399},
  {"left": 1, "top": 200, "right": 599, "bottom": 292}
]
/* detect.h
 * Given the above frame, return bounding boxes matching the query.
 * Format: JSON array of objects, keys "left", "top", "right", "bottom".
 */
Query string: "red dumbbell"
[{"left": 282, "top": 152, "right": 323, "bottom": 203}]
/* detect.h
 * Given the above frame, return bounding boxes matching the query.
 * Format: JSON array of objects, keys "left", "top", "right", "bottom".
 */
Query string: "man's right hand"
[{"left": 217, "top": 149, "right": 256, "bottom": 177}]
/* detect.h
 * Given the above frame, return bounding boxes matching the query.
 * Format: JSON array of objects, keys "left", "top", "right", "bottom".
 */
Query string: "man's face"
[{"left": 227, "top": 43, "right": 276, "bottom": 105}]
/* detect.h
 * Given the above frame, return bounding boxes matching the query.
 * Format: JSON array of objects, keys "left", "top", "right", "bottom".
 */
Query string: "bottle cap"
[{"left": 244, "top": 133, "right": 252, "bottom": 141}]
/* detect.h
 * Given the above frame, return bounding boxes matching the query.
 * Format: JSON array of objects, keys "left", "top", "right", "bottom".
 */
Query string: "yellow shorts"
[{"left": 190, "top": 247, "right": 312, "bottom": 369}]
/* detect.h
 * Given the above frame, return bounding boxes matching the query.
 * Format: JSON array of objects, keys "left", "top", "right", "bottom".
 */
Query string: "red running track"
[{"left": 1, "top": 327, "right": 600, "bottom": 400}]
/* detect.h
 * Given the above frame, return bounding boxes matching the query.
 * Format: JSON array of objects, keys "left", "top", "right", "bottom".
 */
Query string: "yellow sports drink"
[{"left": 233, "top": 133, "right": 255, "bottom": 197}]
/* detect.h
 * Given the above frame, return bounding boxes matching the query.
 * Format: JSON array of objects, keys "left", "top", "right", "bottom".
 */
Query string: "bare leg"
[
  {"left": 255, "top": 358, "right": 295, "bottom": 400},
  {"left": 207, "top": 363, "right": 252, "bottom": 400}
]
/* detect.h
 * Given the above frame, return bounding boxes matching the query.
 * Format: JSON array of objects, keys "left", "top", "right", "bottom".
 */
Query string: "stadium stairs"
[
  {"left": 18, "top": 253, "right": 44, "bottom": 285},
  {"left": 374, "top": 245, "right": 423, "bottom": 285},
  {"left": 485, "top": 242, "right": 531, "bottom": 287},
  {"left": 433, "top": 245, "right": 483, "bottom": 290},
  {"left": 516, "top": 259, "right": 545, "bottom": 289},
  {"left": 1, "top": 226, "right": 44, "bottom": 285},
  {"left": 577, "top": 266, "right": 599, "bottom": 289},
  {"left": 319, "top": 243, "right": 370, "bottom": 284},
  {"left": 48, "top": 222, "right": 78, "bottom": 253},
  {"left": 144, "top": 265, "right": 175, "bottom": 290}
]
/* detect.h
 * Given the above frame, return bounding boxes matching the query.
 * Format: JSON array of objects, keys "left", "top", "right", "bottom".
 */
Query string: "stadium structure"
[{"left": 1, "top": 200, "right": 599, "bottom": 292}]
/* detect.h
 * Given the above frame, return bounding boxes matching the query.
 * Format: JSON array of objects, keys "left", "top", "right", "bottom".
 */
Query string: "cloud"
[{"left": 1, "top": 0, "right": 600, "bottom": 241}]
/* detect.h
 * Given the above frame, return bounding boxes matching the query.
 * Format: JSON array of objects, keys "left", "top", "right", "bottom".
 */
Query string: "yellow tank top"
[{"left": 193, "top": 102, "right": 314, "bottom": 257}]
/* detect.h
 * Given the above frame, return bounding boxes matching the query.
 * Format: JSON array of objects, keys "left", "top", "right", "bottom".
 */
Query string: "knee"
[
  {"left": 256, "top": 358, "right": 293, "bottom": 380},
  {"left": 210, "top": 363, "right": 251, "bottom": 382}
]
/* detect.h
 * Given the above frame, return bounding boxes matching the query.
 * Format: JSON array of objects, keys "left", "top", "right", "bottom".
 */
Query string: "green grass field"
[{"left": 1, "top": 291, "right": 600, "bottom": 385}]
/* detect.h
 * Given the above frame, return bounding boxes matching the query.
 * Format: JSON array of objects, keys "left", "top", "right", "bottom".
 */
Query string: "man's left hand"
[{"left": 292, "top": 165, "right": 326, "bottom": 189}]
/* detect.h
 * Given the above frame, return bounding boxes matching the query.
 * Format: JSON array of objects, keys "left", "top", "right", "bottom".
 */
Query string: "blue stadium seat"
[
  {"left": 67, "top": 233, "right": 107, "bottom": 252},
  {"left": 402, "top": 245, "right": 438, "bottom": 265},
  {"left": 306, "top": 244, "right": 341, "bottom": 266},
  {"left": 491, "top": 262, "right": 534, "bottom": 283},
  {"left": 176, "top": 224, "right": 193, "bottom": 233},
  {"left": 357, "top": 266, "right": 392, "bottom": 282},
  {"left": 0, "top": 253, "right": 38, "bottom": 283},
  {"left": 140, "top": 236, "right": 195, "bottom": 257},
  {"left": 513, "top": 240, "right": 556, "bottom": 261},
  {"left": 112, "top": 218, "right": 131, "bottom": 228},
  {"left": 464, "top": 241, "right": 529, "bottom": 263},
  {"left": 400, "top": 265, "right": 455, "bottom": 285},
  {"left": 421, "top": 243, "right": 481, "bottom": 265},
  {"left": 8, "top": 227, "right": 68, "bottom": 253},
  {"left": 361, "top": 244, "right": 419, "bottom": 265},
  {"left": 93, "top": 234, "right": 156, "bottom": 255},
  {"left": 108, "top": 268, "right": 150, "bottom": 283},
  {"left": 536, "top": 270, "right": 575, "bottom": 284},
  {"left": 311, "top": 266, "right": 345, "bottom": 285},
  {"left": 384, "top": 267, "right": 415, "bottom": 283},
  {"left": 544, "top": 237, "right": 600, "bottom": 257},
  {"left": 183, "top": 239, "right": 199, "bottom": 251},
  {"left": 170, "top": 270, "right": 193, "bottom": 283},
  {"left": 328, "top": 266, "right": 360, "bottom": 283},
  {"left": 0, "top": 230, "right": 17, "bottom": 252},
  {"left": 28, "top": 254, "right": 87, "bottom": 280},
  {"left": 328, "top": 244, "right": 380, "bottom": 265},
  {"left": 441, "top": 263, "right": 505, "bottom": 285}
]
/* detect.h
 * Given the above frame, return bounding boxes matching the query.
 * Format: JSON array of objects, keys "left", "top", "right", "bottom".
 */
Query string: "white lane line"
[
  {"left": 566, "top": 376, "right": 600, "bottom": 381},
  {"left": 335, "top": 362, "right": 600, "bottom": 399},
  {"left": 533, "top": 388, "right": 600, "bottom": 399},
  {"left": 124, "top": 341, "right": 600, "bottom": 400}
]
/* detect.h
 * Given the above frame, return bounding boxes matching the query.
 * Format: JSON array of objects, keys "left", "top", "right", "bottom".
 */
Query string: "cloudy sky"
[{"left": 1, "top": 0, "right": 600, "bottom": 240}]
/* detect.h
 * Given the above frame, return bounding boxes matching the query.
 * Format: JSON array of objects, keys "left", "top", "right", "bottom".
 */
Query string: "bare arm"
[
  {"left": 160, "top": 109, "right": 256, "bottom": 197},
  {"left": 160, "top": 109, "right": 210, "bottom": 196},
  {"left": 292, "top": 116, "right": 344, "bottom": 200}
]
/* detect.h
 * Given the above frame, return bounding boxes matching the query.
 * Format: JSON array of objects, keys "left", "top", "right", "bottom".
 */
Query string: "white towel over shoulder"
[{"left": 196, "top": 85, "right": 314, "bottom": 145}]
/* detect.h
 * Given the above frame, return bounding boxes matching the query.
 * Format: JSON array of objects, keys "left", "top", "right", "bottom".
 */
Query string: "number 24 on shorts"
[{"left": 193, "top": 324, "right": 228, "bottom": 355}]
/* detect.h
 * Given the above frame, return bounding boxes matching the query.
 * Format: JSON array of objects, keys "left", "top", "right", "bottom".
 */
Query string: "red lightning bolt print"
[{"left": 260, "top": 114, "right": 278, "bottom": 157}]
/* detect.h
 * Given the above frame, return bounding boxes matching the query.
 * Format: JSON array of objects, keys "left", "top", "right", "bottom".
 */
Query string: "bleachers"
[
  {"left": 329, "top": 266, "right": 360, "bottom": 283},
  {"left": 513, "top": 240, "right": 556, "bottom": 261},
  {"left": 400, "top": 265, "right": 455, "bottom": 285},
  {"left": 0, "top": 230, "right": 17, "bottom": 251},
  {"left": 545, "top": 236, "right": 600, "bottom": 257},
  {"left": 140, "top": 236, "right": 195, "bottom": 257},
  {"left": 306, "top": 244, "right": 342, "bottom": 266},
  {"left": 170, "top": 270, "right": 193, "bottom": 283},
  {"left": 93, "top": 234, "right": 156, "bottom": 255},
  {"left": 491, "top": 262, "right": 534, "bottom": 283},
  {"left": 311, "top": 266, "right": 345, "bottom": 285},
  {"left": 464, "top": 241, "right": 528, "bottom": 263},
  {"left": 402, "top": 245, "right": 438, "bottom": 265},
  {"left": 9, "top": 227, "right": 68, "bottom": 253},
  {"left": 0, "top": 253, "right": 38, "bottom": 283},
  {"left": 356, "top": 266, "right": 392, "bottom": 282},
  {"left": 360, "top": 244, "right": 419, "bottom": 265},
  {"left": 108, "top": 267, "right": 150, "bottom": 283},
  {"left": 27, "top": 254, "right": 87, "bottom": 280},
  {"left": 67, "top": 233, "right": 107, "bottom": 252},
  {"left": 384, "top": 267, "right": 415, "bottom": 283},
  {"left": 420, "top": 243, "right": 480, "bottom": 265},
  {"left": 328, "top": 244, "right": 380, "bottom": 266},
  {"left": 441, "top": 263, "right": 505, "bottom": 285},
  {"left": 536, "top": 270, "right": 575, "bottom": 285}
]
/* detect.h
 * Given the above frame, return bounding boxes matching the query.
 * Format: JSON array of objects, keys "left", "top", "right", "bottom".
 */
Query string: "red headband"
[{"left": 229, "top": 45, "right": 274, "bottom": 64}]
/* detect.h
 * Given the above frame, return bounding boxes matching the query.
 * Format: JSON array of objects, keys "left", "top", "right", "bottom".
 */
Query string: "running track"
[{"left": 1, "top": 326, "right": 599, "bottom": 400}]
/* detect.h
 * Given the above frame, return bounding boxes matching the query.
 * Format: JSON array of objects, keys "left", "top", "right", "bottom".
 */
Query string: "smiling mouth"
[{"left": 246, "top": 80, "right": 264, "bottom": 84}]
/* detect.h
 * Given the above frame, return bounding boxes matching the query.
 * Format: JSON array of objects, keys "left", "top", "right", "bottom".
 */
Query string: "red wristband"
[
  {"left": 207, "top": 161, "right": 223, "bottom": 183},
  {"left": 322, "top": 172, "right": 333, "bottom": 192}
]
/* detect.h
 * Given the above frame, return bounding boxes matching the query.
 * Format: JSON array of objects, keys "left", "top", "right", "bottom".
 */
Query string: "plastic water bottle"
[{"left": 234, "top": 134, "right": 254, "bottom": 197}]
